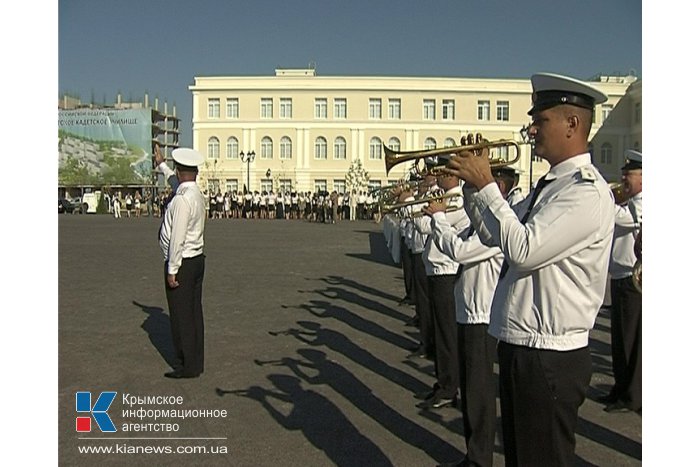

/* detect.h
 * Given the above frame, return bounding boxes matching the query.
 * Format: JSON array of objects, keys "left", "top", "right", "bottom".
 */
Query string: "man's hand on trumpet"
[
  {"left": 421, "top": 197, "right": 448, "bottom": 217},
  {"left": 442, "top": 136, "right": 494, "bottom": 190}
]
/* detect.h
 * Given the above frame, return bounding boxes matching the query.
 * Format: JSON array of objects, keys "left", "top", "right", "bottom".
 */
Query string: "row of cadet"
[
  {"left": 202, "top": 190, "right": 381, "bottom": 222},
  {"left": 382, "top": 72, "right": 641, "bottom": 467}
]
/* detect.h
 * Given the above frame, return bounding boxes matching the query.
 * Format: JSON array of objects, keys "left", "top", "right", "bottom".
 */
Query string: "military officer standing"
[{"left": 155, "top": 145, "right": 207, "bottom": 379}]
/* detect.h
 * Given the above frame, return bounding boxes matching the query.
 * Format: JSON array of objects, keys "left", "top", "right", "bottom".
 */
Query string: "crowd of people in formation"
[
  {"left": 102, "top": 190, "right": 174, "bottom": 219},
  {"left": 381, "top": 73, "right": 642, "bottom": 467},
  {"left": 102, "top": 187, "right": 384, "bottom": 223},
  {"left": 202, "top": 189, "right": 381, "bottom": 223}
]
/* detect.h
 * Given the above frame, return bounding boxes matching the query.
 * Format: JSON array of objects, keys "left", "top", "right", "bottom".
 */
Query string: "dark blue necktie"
[{"left": 499, "top": 177, "right": 552, "bottom": 280}]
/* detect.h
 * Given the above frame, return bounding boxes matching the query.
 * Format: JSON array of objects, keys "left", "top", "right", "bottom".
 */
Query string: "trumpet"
[
  {"left": 632, "top": 258, "right": 642, "bottom": 293},
  {"left": 384, "top": 133, "right": 523, "bottom": 175},
  {"left": 381, "top": 191, "right": 462, "bottom": 217},
  {"left": 609, "top": 182, "right": 628, "bottom": 205}
]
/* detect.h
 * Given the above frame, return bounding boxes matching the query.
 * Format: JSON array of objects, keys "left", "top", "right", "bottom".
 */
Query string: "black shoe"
[
  {"left": 413, "top": 389, "right": 435, "bottom": 400},
  {"left": 164, "top": 371, "right": 200, "bottom": 379},
  {"left": 604, "top": 401, "right": 632, "bottom": 413},
  {"left": 593, "top": 392, "right": 618, "bottom": 404},
  {"left": 416, "top": 395, "right": 457, "bottom": 409}
]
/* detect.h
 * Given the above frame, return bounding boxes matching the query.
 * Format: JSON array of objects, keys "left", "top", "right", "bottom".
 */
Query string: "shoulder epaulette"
[{"left": 579, "top": 166, "right": 597, "bottom": 182}]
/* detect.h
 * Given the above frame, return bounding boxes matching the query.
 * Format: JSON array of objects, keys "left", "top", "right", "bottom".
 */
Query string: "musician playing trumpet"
[
  {"left": 599, "top": 149, "right": 642, "bottom": 414},
  {"left": 420, "top": 167, "right": 516, "bottom": 466},
  {"left": 412, "top": 157, "right": 470, "bottom": 410},
  {"left": 441, "top": 73, "right": 615, "bottom": 466},
  {"left": 395, "top": 174, "right": 435, "bottom": 358}
]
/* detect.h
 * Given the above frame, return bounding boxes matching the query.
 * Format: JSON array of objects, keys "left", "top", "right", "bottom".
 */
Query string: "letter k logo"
[{"left": 76, "top": 392, "right": 117, "bottom": 432}]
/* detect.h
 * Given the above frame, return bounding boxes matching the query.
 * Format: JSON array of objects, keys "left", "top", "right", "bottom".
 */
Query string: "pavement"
[{"left": 58, "top": 214, "right": 641, "bottom": 466}]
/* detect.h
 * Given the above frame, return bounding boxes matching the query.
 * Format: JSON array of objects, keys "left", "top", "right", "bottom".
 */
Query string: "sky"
[{"left": 58, "top": 0, "right": 642, "bottom": 148}]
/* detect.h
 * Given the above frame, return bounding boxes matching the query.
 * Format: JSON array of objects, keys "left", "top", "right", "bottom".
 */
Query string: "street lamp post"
[
  {"left": 520, "top": 124, "right": 535, "bottom": 191},
  {"left": 240, "top": 150, "right": 255, "bottom": 193}
]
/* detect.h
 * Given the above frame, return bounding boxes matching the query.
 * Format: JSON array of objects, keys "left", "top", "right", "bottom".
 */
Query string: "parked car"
[{"left": 58, "top": 198, "right": 78, "bottom": 214}]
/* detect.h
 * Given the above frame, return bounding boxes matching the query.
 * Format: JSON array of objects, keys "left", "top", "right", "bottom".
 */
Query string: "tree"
[{"left": 345, "top": 159, "right": 370, "bottom": 193}]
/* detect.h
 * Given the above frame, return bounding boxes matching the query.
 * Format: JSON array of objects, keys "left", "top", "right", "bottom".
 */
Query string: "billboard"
[{"left": 58, "top": 108, "right": 154, "bottom": 186}]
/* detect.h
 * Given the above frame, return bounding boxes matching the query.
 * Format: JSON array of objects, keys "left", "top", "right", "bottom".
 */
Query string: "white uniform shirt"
[
  {"left": 414, "top": 185, "right": 471, "bottom": 276},
  {"left": 609, "top": 192, "right": 642, "bottom": 279},
  {"left": 157, "top": 163, "right": 206, "bottom": 275},
  {"left": 431, "top": 212, "right": 503, "bottom": 325},
  {"left": 464, "top": 153, "right": 615, "bottom": 350}
]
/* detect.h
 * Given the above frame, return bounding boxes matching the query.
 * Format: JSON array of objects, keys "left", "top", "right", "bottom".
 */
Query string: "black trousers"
[
  {"left": 498, "top": 342, "right": 591, "bottom": 467},
  {"left": 400, "top": 239, "right": 415, "bottom": 302},
  {"left": 609, "top": 277, "right": 642, "bottom": 410},
  {"left": 427, "top": 274, "right": 458, "bottom": 399},
  {"left": 412, "top": 253, "right": 432, "bottom": 356},
  {"left": 458, "top": 323, "right": 497, "bottom": 467},
  {"left": 164, "top": 254, "right": 205, "bottom": 376}
]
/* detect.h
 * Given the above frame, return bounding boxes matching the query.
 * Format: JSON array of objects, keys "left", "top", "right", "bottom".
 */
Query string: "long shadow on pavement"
[
  {"left": 218, "top": 374, "right": 393, "bottom": 467},
  {"left": 132, "top": 300, "right": 178, "bottom": 370},
  {"left": 255, "top": 349, "right": 463, "bottom": 464}
]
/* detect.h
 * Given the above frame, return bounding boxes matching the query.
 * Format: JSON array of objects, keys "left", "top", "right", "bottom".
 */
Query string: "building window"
[
  {"left": 315, "top": 98, "right": 328, "bottom": 119},
  {"left": 423, "top": 99, "right": 436, "bottom": 120},
  {"left": 600, "top": 143, "right": 613, "bottom": 164},
  {"left": 225, "top": 179, "right": 238, "bottom": 194},
  {"left": 334, "top": 98, "right": 347, "bottom": 119},
  {"left": 279, "top": 179, "right": 293, "bottom": 192},
  {"left": 334, "top": 137, "right": 347, "bottom": 160},
  {"left": 208, "top": 99, "right": 220, "bottom": 118},
  {"left": 496, "top": 101, "right": 509, "bottom": 121},
  {"left": 388, "top": 99, "right": 401, "bottom": 120},
  {"left": 602, "top": 104, "right": 613, "bottom": 121},
  {"left": 226, "top": 137, "right": 239, "bottom": 159},
  {"left": 635, "top": 102, "right": 641, "bottom": 124},
  {"left": 315, "top": 137, "right": 328, "bottom": 159},
  {"left": 333, "top": 180, "right": 346, "bottom": 193},
  {"left": 226, "top": 98, "right": 239, "bottom": 118},
  {"left": 314, "top": 180, "right": 327, "bottom": 193},
  {"left": 207, "top": 137, "right": 220, "bottom": 159},
  {"left": 442, "top": 99, "right": 455, "bottom": 120},
  {"left": 280, "top": 136, "right": 292, "bottom": 160},
  {"left": 260, "top": 98, "right": 273, "bottom": 119},
  {"left": 369, "top": 137, "right": 383, "bottom": 160},
  {"left": 478, "top": 100, "right": 490, "bottom": 121},
  {"left": 260, "top": 136, "right": 273, "bottom": 159},
  {"left": 280, "top": 98, "right": 292, "bottom": 119},
  {"left": 444, "top": 137, "right": 456, "bottom": 147},
  {"left": 496, "top": 146, "right": 509, "bottom": 161},
  {"left": 260, "top": 179, "right": 273, "bottom": 192},
  {"left": 387, "top": 137, "right": 401, "bottom": 152},
  {"left": 207, "top": 179, "right": 220, "bottom": 193},
  {"left": 424, "top": 137, "right": 437, "bottom": 150},
  {"left": 369, "top": 98, "right": 382, "bottom": 119}
]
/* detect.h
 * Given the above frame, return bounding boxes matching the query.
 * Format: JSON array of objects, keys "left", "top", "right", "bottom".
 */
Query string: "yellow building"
[{"left": 189, "top": 68, "right": 639, "bottom": 194}]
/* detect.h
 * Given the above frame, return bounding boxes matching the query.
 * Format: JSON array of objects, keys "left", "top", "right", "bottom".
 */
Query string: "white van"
[{"left": 81, "top": 191, "right": 101, "bottom": 214}]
